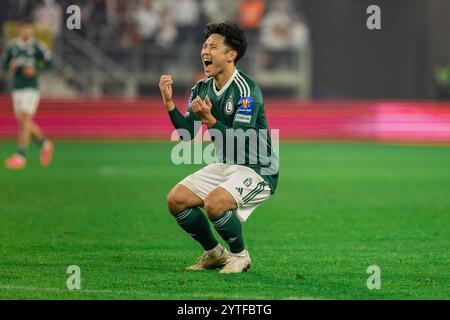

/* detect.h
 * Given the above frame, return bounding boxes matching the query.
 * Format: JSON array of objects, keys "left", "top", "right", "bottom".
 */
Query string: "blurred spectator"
[
  {"left": 290, "top": 16, "right": 309, "bottom": 50},
  {"left": 260, "top": 1, "right": 292, "bottom": 69},
  {"left": 6, "top": 0, "right": 34, "bottom": 20},
  {"left": 155, "top": 11, "right": 178, "bottom": 72},
  {"left": 100, "top": 1, "right": 125, "bottom": 45},
  {"left": 115, "top": 1, "right": 140, "bottom": 48},
  {"left": 201, "top": 0, "right": 236, "bottom": 24},
  {"left": 133, "top": 0, "right": 161, "bottom": 44},
  {"left": 33, "top": 0, "right": 63, "bottom": 38},
  {"left": 238, "top": 0, "right": 265, "bottom": 45},
  {"left": 169, "top": 0, "right": 200, "bottom": 42},
  {"left": 433, "top": 58, "right": 450, "bottom": 100},
  {"left": 156, "top": 13, "right": 178, "bottom": 49},
  {"left": 261, "top": 1, "right": 291, "bottom": 50},
  {"left": 89, "top": 0, "right": 110, "bottom": 42},
  {"left": 170, "top": 0, "right": 200, "bottom": 27},
  {"left": 105, "top": 0, "right": 119, "bottom": 29},
  {"left": 119, "top": 21, "right": 141, "bottom": 49},
  {"left": 260, "top": 1, "right": 309, "bottom": 70},
  {"left": 149, "top": 0, "right": 169, "bottom": 12},
  {"left": 118, "top": 0, "right": 137, "bottom": 27}
]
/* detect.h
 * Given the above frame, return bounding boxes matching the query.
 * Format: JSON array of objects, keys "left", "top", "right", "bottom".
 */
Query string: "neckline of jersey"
[
  {"left": 17, "top": 38, "right": 35, "bottom": 47},
  {"left": 212, "top": 68, "right": 238, "bottom": 97}
]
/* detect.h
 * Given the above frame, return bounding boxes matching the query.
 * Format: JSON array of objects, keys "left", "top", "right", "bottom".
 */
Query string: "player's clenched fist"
[
  {"left": 192, "top": 95, "right": 216, "bottom": 127},
  {"left": 159, "top": 74, "right": 175, "bottom": 111},
  {"left": 191, "top": 95, "right": 211, "bottom": 115}
]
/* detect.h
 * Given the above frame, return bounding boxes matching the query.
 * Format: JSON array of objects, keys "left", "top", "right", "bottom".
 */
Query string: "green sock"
[
  {"left": 174, "top": 207, "right": 219, "bottom": 251},
  {"left": 211, "top": 210, "right": 245, "bottom": 254},
  {"left": 16, "top": 146, "right": 27, "bottom": 158}
]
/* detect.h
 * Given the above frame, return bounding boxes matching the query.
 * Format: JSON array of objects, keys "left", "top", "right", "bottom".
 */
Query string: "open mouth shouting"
[{"left": 203, "top": 58, "right": 213, "bottom": 74}]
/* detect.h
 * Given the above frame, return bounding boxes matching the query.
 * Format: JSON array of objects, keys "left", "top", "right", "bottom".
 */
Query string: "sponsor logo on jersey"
[
  {"left": 237, "top": 96, "right": 254, "bottom": 115},
  {"left": 235, "top": 114, "right": 251, "bottom": 123},
  {"left": 225, "top": 99, "right": 234, "bottom": 115}
]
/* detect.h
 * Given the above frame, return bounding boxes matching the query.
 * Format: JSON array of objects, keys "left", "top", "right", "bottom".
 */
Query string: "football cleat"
[
  {"left": 40, "top": 140, "right": 54, "bottom": 167},
  {"left": 219, "top": 249, "right": 251, "bottom": 274},
  {"left": 4, "top": 154, "right": 26, "bottom": 170},
  {"left": 186, "top": 247, "right": 230, "bottom": 271}
]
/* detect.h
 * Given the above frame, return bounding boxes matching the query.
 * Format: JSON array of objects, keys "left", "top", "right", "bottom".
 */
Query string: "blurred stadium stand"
[
  {"left": 1, "top": 0, "right": 450, "bottom": 144},
  {"left": 1, "top": 0, "right": 450, "bottom": 100},
  {"left": 0, "top": 0, "right": 312, "bottom": 98}
]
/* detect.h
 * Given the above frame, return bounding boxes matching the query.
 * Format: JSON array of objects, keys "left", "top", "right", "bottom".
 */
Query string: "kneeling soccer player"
[{"left": 159, "top": 21, "right": 279, "bottom": 273}]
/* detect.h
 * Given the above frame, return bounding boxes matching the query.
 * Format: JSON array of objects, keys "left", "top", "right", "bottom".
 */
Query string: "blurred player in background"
[
  {"left": 159, "top": 21, "right": 278, "bottom": 273},
  {"left": 2, "top": 19, "right": 54, "bottom": 170}
]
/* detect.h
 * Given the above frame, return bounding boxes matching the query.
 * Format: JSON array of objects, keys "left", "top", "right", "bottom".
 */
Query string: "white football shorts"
[
  {"left": 12, "top": 88, "right": 40, "bottom": 117},
  {"left": 179, "top": 163, "right": 272, "bottom": 222}
]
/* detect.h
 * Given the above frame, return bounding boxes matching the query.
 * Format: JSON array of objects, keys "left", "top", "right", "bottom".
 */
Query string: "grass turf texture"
[{"left": 0, "top": 141, "right": 449, "bottom": 299}]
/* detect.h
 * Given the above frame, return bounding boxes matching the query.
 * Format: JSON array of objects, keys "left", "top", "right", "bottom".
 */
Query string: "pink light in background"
[{"left": 1, "top": 96, "right": 450, "bottom": 143}]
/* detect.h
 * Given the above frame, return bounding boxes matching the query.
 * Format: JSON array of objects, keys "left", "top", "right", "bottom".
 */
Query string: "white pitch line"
[{"left": 0, "top": 285, "right": 309, "bottom": 299}]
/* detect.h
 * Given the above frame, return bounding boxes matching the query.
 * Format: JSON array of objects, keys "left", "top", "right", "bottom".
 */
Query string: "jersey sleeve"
[
  {"left": 1, "top": 43, "right": 13, "bottom": 72},
  {"left": 232, "top": 96, "right": 262, "bottom": 128},
  {"left": 36, "top": 41, "right": 53, "bottom": 70},
  {"left": 232, "top": 85, "right": 264, "bottom": 128},
  {"left": 183, "top": 84, "right": 201, "bottom": 123},
  {"left": 168, "top": 82, "right": 202, "bottom": 140}
]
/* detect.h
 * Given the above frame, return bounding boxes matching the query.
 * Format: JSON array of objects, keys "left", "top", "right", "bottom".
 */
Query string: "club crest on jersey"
[
  {"left": 243, "top": 177, "right": 253, "bottom": 187},
  {"left": 237, "top": 97, "right": 254, "bottom": 115},
  {"left": 225, "top": 99, "right": 234, "bottom": 115}
]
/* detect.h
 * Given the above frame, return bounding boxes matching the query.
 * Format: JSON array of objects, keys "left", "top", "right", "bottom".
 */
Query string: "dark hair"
[{"left": 204, "top": 21, "right": 247, "bottom": 64}]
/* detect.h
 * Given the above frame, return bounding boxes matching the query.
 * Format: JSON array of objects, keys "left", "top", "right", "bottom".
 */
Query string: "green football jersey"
[
  {"left": 170, "top": 69, "right": 279, "bottom": 193},
  {"left": 1, "top": 38, "right": 52, "bottom": 90}
]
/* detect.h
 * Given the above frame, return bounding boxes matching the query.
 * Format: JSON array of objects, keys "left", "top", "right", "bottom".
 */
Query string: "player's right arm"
[
  {"left": 159, "top": 75, "right": 200, "bottom": 140},
  {"left": 1, "top": 43, "right": 16, "bottom": 76}
]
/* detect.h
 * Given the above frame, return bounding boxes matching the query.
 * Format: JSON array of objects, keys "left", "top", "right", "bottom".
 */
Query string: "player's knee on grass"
[
  {"left": 166, "top": 184, "right": 203, "bottom": 215},
  {"left": 204, "top": 188, "right": 237, "bottom": 219}
]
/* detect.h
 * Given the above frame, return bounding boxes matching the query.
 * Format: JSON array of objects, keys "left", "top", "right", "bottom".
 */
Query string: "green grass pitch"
[{"left": 0, "top": 141, "right": 449, "bottom": 299}]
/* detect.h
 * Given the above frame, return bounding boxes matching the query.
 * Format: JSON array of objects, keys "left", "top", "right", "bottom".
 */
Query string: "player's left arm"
[{"left": 36, "top": 41, "right": 53, "bottom": 70}]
